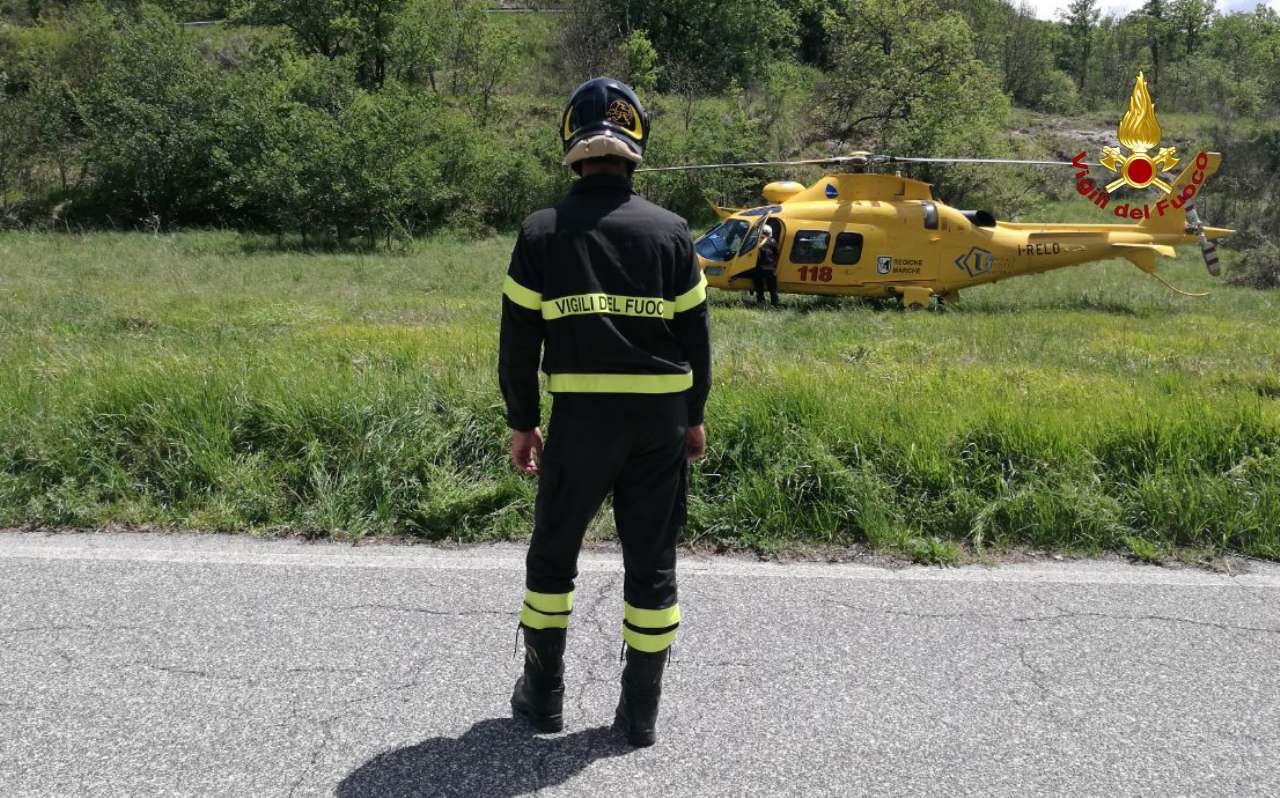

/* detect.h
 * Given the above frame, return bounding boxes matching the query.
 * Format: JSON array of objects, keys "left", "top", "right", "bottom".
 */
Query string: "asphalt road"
[{"left": 1, "top": 532, "right": 1278, "bottom": 797}]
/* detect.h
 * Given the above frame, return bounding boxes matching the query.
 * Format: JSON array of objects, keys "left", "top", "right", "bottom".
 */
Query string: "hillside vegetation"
[{"left": 0, "top": 1, "right": 1278, "bottom": 267}]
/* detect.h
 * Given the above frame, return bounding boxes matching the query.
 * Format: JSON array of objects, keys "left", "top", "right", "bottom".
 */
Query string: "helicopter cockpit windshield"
[{"left": 695, "top": 219, "right": 750, "bottom": 262}]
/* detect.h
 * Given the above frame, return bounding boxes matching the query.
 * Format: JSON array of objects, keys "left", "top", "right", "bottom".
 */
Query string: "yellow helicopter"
[{"left": 637, "top": 151, "right": 1231, "bottom": 308}]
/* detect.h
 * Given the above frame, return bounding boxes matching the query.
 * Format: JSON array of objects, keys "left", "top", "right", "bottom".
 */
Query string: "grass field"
[{"left": 1, "top": 227, "right": 1278, "bottom": 562}]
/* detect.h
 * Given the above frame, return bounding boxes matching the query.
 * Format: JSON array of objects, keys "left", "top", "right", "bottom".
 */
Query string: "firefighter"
[
  {"left": 498, "top": 77, "right": 711, "bottom": 747},
  {"left": 754, "top": 223, "right": 780, "bottom": 306}
]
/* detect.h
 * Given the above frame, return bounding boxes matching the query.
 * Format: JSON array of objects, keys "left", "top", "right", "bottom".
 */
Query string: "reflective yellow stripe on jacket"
[
  {"left": 542, "top": 292, "right": 673, "bottom": 320},
  {"left": 507, "top": 276, "right": 706, "bottom": 319},
  {"left": 674, "top": 273, "right": 708, "bottom": 313},
  {"left": 503, "top": 276, "right": 542, "bottom": 311},
  {"left": 546, "top": 372, "right": 693, "bottom": 394}
]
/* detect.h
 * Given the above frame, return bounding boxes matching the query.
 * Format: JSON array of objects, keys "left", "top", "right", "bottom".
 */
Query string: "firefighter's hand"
[
  {"left": 685, "top": 424, "right": 706, "bottom": 461},
  {"left": 510, "top": 428, "right": 543, "bottom": 475}
]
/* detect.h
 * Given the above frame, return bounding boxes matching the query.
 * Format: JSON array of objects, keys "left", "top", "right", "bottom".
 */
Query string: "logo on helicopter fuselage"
[{"left": 954, "top": 247, "right": 994, "bottom": 277}]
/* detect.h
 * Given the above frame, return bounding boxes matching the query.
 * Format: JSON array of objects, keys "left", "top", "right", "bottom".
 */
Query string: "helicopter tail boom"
[
  {"left": 705, "top": 198, "right": 739, "bottom": 220},
  {"left": 1134, "top": 151, "right": 1230, "bottom": 277},
  {"left": 1137, "top": 151, "right": 1222, "bottom": 234}
]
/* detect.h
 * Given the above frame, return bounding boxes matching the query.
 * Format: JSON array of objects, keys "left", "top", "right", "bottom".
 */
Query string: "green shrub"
[
  {"left": 1226, "top": 242, "right": 1280, "bottom": 290},
  {"left": 71, "top": 4, "right": 233, "bottom": 226},
  {"left": 1030, "top": 69, "right": 1079, "bottom": 114},
  {"left": 618, "top": 29, "right": 660, "bottom": 94}
]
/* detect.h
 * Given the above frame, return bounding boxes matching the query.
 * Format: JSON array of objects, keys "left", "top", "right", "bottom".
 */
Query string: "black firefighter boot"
[
  {"left": 614, "top": 645, "right": 669, "bottom": 747},
  {"left": 511, "top": 625, "right": 566, "bottom": 732}
]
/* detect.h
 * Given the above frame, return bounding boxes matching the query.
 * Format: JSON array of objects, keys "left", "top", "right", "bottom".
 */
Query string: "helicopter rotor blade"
[
  {"left": 635, "top": 157, "right": 848, "bottom": 173},
  {"left": 879, "top": 155, "right": 1102, "bottom": 167},
  {"left": 636, "top": 154, "right": 1103, "bottom": 172}
]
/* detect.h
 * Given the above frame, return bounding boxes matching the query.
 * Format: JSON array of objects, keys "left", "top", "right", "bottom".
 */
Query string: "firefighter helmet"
[{"left": 560, "top": 77, "right": 649, "bottom": 167}]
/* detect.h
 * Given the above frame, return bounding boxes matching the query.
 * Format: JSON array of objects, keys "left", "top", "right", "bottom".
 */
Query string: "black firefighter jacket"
[{"left": 498, "top": 173, "right": 712, "bottom": 431}]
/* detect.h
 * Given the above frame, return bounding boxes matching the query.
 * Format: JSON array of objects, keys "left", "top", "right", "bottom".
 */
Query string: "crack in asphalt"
[
  {"left": 1015, "top": 645, "right": 1053, "bottom": 696},
  {"left": 827, "top": 602, "right": 994, "bottom": 621},
  {"left": 1011, "top": 609, "right": 1280, "bottom": 636},
  {"left": 0, "top": 623, "right": 143, "bottom": 636},
  {"left": 284, "top": 666, "right": 370, "bottom": 676},
  {"left": 572, "top": 573, "right": 623, "bottom": 724},
  {"left": 331, "top": 680, "right": 417, "bottom": 711},
  {"left": 338, "top": 603, "right": 509, "bottom": 618},
  {"left": 317, "top": 597, "right": 473, "bottom": 719},
  {"left": 128, "top": 662, "right": 370, "bottom": 685},
  {"left": 679, "top": 659, "right": 760, "bottom": 668},
  {"left": 131, "top": 661, "right": 256, "bottom": 683},
  {"left": 821, "top": 596, "right": 1279, "bottom": 637},
  {"left": 286, "top": 713, "right": 337, "bottom": 798}
]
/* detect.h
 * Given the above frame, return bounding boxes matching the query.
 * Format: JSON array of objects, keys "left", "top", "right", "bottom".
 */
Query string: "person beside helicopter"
[
  {"left": 753, "top": 223, "right": 780, "bottom": 306},
  {"left": 499, "top": 77, "right": 711, "bottom": 748}
]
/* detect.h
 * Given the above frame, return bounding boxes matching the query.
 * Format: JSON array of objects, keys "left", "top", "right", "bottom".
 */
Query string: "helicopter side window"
[
  {"left": 790, "top": 230, "right": 830, "bottom": 264},
  {"left": 694, "top": 219, "right": 750, "bottom": 262},
  {"left": 832, "top": 232, "right": 863, "bottom": 265}
]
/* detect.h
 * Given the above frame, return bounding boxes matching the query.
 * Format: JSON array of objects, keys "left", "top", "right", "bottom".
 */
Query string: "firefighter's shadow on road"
[{"left": 336, "top": 717, "right": 633, "bottom": 797}]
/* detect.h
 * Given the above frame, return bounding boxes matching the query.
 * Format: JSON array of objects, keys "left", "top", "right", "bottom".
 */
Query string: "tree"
[
  {"left": 555, "top": 0, "right": 796, "bottom": 91},
  {"left": 73, "top": 4, "right": 232, "bottom": 226},
  {"left": 231, "top": 0, "right": 408, "bottom": 89},
  {"left": 775, "top": 0, "right": 843, "bottom": 66},
  {"left": 618, "top": 29, "right": 660, "bottom": 94},
  {"left": 1170, "top": 0, "right": 1215, "bottom": 55},
  {"left": 1202, "top": 5, "right": 1280, "bottom": 116},
  {"left": 0, "top": 79, "right": 37, "bottom": 224},
  {"left": 1139, "top": 0, "right": 1176, "bottom": 92},
  {"left": 554, "top": 0, "right": 622, "bottom": 83},
  {"left": 453, "top": 17, "right": 515, "bottom": 121},
  {"left": 386, "top": 0, "right": 514, "bottom": 121},
  {"left": 1060, "top": 0, "right": 1100, "bottom": 92},
  {"left": 937, "top": 0, "right": 1015, "bottom": 73},
  {"left": 819, "top": 0, "right": 1007, "bottom": 154},
  {"left": 1001, "top": 3, "right": 1073, "bottom": 109},
  {"left": 388, "top": 0, "right": 453, "bottom": 91}
]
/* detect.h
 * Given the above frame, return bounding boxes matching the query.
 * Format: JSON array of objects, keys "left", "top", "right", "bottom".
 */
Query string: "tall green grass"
[{"left": 1, "top": 230, "right": 1277, "bottom": 559}]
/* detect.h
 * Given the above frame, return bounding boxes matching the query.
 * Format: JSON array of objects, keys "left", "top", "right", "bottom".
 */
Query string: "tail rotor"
[{"left": 1184, "top": 201, "right": 1221, "bottom": 277}]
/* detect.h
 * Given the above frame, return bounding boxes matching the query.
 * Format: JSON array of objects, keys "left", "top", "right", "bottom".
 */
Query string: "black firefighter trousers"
[
  {"left": 752, "top": 268, "right": 779, "bottom": 305},
  {"left": 519, "top": 393, "right": 687, "bottom": 653}
]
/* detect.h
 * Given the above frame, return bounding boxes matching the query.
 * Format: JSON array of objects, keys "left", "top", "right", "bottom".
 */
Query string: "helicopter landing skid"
[{"left": 898, "top": 286, "right": 935, "bottom": 311}]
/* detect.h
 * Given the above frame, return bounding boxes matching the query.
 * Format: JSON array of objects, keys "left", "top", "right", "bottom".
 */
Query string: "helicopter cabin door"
[
  {"left": 715, "top": 217, "right": 769, "bottom": 289},
  {"left": 776, "top": 224, "right": 885, "bottom": 294},
  {"left": 776, "top": 214, "right": 935, "bottom": 294}
]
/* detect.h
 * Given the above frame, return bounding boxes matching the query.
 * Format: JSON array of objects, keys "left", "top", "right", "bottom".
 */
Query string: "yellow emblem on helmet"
[{"left": 606, "top": 100, "right": 644, "bottom": 140}]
